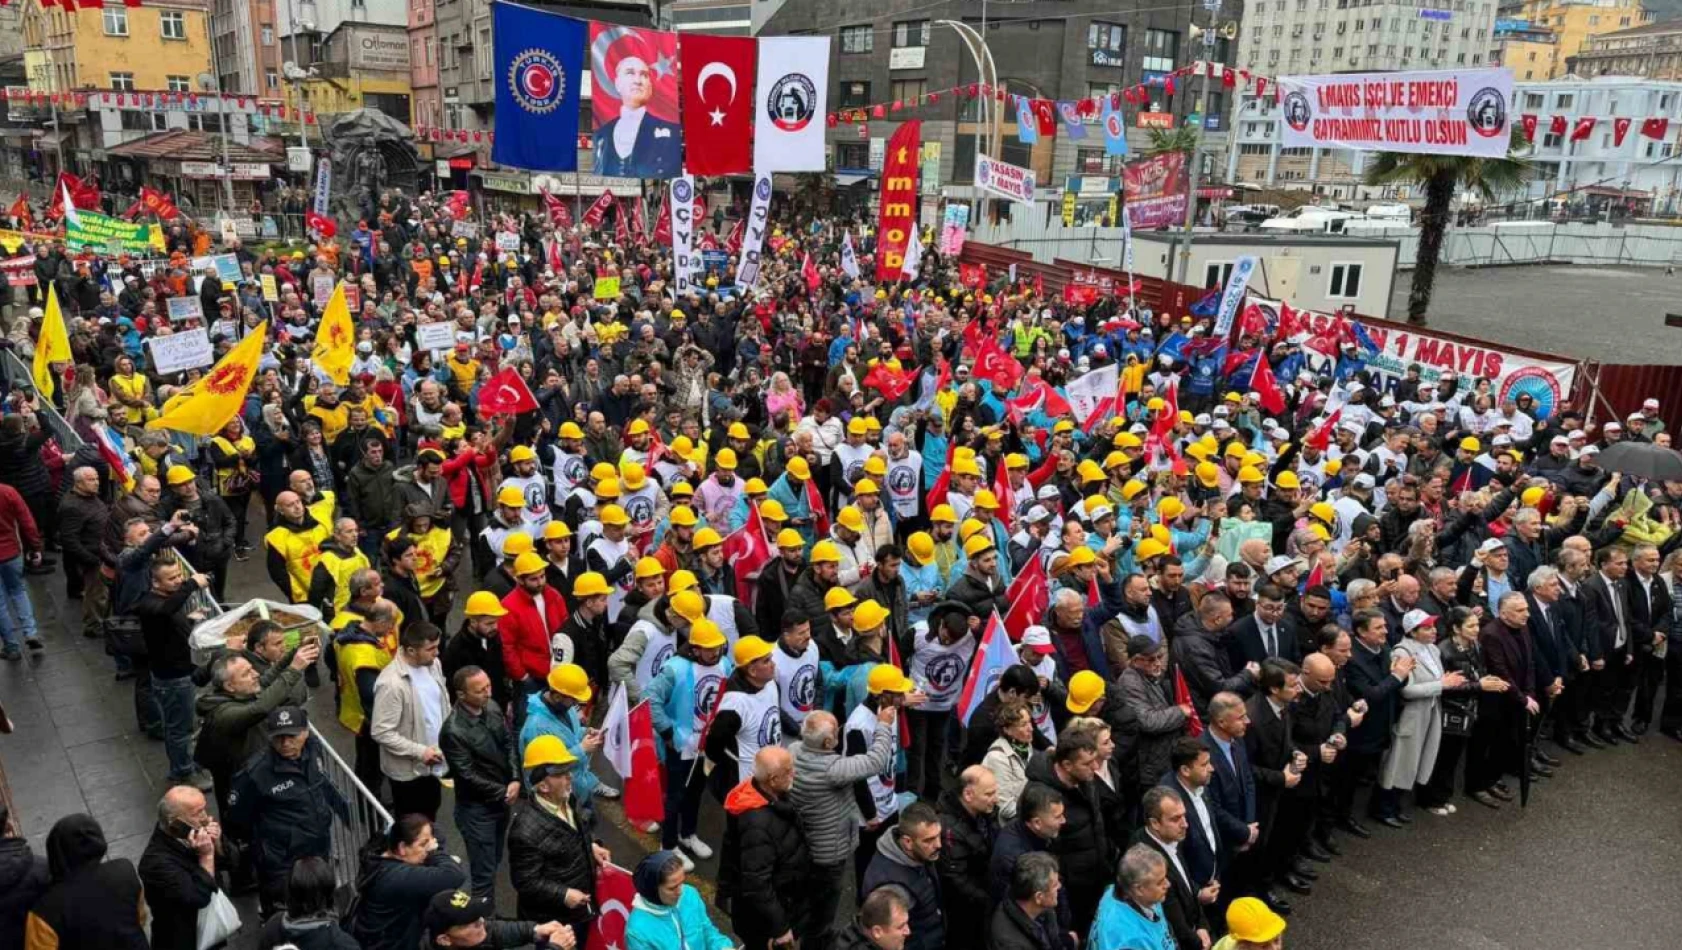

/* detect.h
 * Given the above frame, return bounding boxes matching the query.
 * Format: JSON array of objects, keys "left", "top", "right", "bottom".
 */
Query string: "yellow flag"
[
  {"left": 311, "top": 282, "right": 354, "bottom": 386},
  {"left": 32, "top": 284, "right": 71, "bottom": 400},
  {"left": 149, "top": 322, "right": 269, "bottom": 437}
]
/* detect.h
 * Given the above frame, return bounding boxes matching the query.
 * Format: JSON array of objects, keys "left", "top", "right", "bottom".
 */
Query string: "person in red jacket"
[
  {"left": 500, "top": 552, "right": 571, "bottom": 704},
  {"left": 0, "top": 481, "right": 44, "bottom": 659}
]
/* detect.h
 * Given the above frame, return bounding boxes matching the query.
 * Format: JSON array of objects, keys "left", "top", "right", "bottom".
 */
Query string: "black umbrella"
[{"left": 1596, "top": 441, "right": 1682, "bottom": 482}]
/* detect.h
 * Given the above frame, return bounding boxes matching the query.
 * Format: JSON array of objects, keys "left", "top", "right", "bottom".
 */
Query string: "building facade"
[
  {"left": 211, "top": 0, "right": 283, "bottom": 96},
  {"left": 670, "top": 0, "right": 749, "bottom": 35},
  {"left": 1567, "top": 18, "right": 1682, "bottom": 78},
  {"left": 408, "top": 0, "right": 442, "bottom": 131},
  {"left": 288, "top": 21, "right": 414, "bottom": 121},
  {"left": 760, "top": 0, "right": 1237, "bottom": 207},
  {"left": 1239, "top": 0, "right": 1499, "bottom": 75},
  {"left": 1490, "top": 19, "right": 1563, "bottom": 80},
  {"left": 1512, "top": 76, "right": 1682, "bottom": 212},
  {"left": 22, "top": 0, "right": 214, "bottom": 93},
  {"left": 1495, "top": 0, "right": 1652, "bottom": 80}
]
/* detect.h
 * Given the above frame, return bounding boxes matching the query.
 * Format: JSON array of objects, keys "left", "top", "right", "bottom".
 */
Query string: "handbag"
[
  {"left": 196, "top": 888, "right": 242, "bottom": 950},
  {"left": 104, "top": 614, "right": 148, "bottom": 658},
  {"left": 1441, "top": 703, "right": 1474, "bottom": 737}
]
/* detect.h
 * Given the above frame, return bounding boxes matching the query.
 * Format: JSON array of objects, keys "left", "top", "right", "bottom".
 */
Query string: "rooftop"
[{"left": 106, "top": 129, "right": 286, "bottom": 164}]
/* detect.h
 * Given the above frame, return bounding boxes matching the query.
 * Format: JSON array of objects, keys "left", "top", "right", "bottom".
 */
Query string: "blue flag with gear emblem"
[{"left": 492, "top": 4, "right": 587, "bottom": 172}]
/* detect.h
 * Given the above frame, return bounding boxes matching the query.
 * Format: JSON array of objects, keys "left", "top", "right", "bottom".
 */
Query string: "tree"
[
  {"left": 1364, "top": 129, "right": 1528, "bottom": 326},
  {"left": 1145, "top": 126, "right": 1199, "bottom": 157}
]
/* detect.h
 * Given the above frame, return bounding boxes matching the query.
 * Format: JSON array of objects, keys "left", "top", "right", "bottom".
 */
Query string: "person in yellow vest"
[
  {"left": 340, "top": 375, "right": 392, "bottom": 435},
  {"left": 288, "top": 469, "right": 339, "bottom": 528},
  {"left": 307, "top": 517, "right": 371, "bottom": 624},
  {"left": 385, "top": 503, "right": 462, "bottom": 626},
  {"left": 107, "top": 354, "right": 158, "bottom": 430},
  {"left": 334, "top": 596, "right": 400, "bottom": 800},
  {"left": 265, "top": 490, "right": 333, "bottom": 604},
  {"left": 209, "top": 416, "right": 260, "bottom": 560},
  {"left": 133, "top": 431, "right": 191, "bottom": 482},
  {"left": 445, "top": 341, "right": 483, "bottom": 401},
  {"left": 303, "top": 383, "right": 350, "bottom": 445}
]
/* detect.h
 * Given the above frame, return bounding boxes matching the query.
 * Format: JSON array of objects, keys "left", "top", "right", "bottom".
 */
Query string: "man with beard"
[
  {"left": 476, "top": 487, "right": 532, "bottom": 579},
  {"left": 757, "top": 529, "right": 808, "bottom": 638},
  {"left": 788, "top": 540, "right": 846, "bottom": 659},
  {"left": 706, "top": 635, "right": 784, "bottom": 800},
  {"left": 905, "top": 603, "right": 976, "bottom": 800},
  {"left": 398, "top": 447, "right": 454, "bottom": 518},
  {"left": 345, "top": 438, "right": 400, "bottom": 558},
  {"left": 697, "top": 449, "right": 744, "bottom": 528},
  {"left": 500, "top": 444, "right": 552, "bottom": 528},
  {"left": 946, "top": 536, "right": 1008, "bottom": 620},
  {"left": 306, "top": 517, "right": 371, "bottom": 626}
]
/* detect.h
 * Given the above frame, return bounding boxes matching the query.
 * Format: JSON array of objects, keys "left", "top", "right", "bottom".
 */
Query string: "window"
[
  {"left": 1143, "top": 28, "right": 1178, "bottom": 73},
  {"left": 891, "top": 79, "right": 927, "bottom": 104},
  {"left": 166, "top": 75, "right": 191, "bottom": 92},
  {"left": 1543, "top": 131, "right": 1562, "bottom": 148},
  {"left": 161, "top": 10, "right": 186, "bottom": 40},
  {"left": 893, "top": 20, "right": 929, "bottom": 48},
  {"left": 1525, "top": 92, "right": 1544, "bottom": 109},
  {"left": 104, "top": 8, "right": 128, "bottom": 36},
  {"left": 120, "top": 110, "right": 167, "bottom": 132},
  {"left": 189, "top": 113, "right": 227, "bottom": 133},
  {"left": 1329, "top": 263, "right": 1363, "bottom": 298},
  {"left": 836, "top": 142, "right": 869, "bottom": 168},
  {"left": 477, "top": 26, "right": 492, "bottom": 78},
  {"left": 110, "top": 72, "right": 135, "bottom": 91},
  {"left": 840, "top": 25, "right": 872, "bottom": 54},
  {"left": 260, "top": 25, "right": 273, "bottom": 45},
  {"left": 1088, "top": 21, "right": 1125, "bottom": 51},
  {"left": 838, "top": 80, "right": 870, "bottom": 108},
  {"left": 1205, "top": 261, "right": 1235, "bottom": 288},
  {"left": 266, "top": 70, "right": 278, "bottom": 90}
]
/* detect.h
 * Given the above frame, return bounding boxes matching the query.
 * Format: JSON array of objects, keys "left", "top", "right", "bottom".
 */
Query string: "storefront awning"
[{"left": 834, "top": 173, "right": 872, "bottom": 187}]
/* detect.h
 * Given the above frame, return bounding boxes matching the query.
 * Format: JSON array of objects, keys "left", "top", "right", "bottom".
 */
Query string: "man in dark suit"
[
  {"left": 1552, "top": 547, "right": 1601, "bottom": 750},
  {"left": 1226, "top": 583, "right": 1301, "bottom": 669},
  {"left": 1245, "top": 660, "right": 1310, "bottom": 901},
  {"left": 1624, "top": 543, "right": 1672, "bottom": 735},
  {"left": 1131, "top": 786, "right": 1212, "bottom": 950},
  {"left": 1480, "top": 592, "right": 1541, "bottom": 790},
  {"left": 1201, "top": 692, "right": 1256, "bottom": 876},
  {"left": 1581, "top": 546, "right": 1637, "bottom": 744},
  {"left": 1159, "top": 737, "right": 1223, "bottom": 892},
  {"left": 1525, "top": 567, "right": 1577, "bottom": 764},
  {"left": 1338, "top": 610, "right": 1411, "bottom": 833},
  {"left": 591, "top": 56, "right": 682, "bottom": 179}
]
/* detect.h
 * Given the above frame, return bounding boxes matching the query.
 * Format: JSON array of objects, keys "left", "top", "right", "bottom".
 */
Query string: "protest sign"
[
  {"left": 0, "top": 255, "right": 36, "bottom": 286},
  {"left": 312, "top": 273, "right": 335, "bottom": 307},
  {"left": 1122, "top": 153, "right": 1188, "bottom": 229},
  {"left": 66, "top": 211, "right": 161, "bottom": 253},
  {"left": 451, "top": 219, "right": 480, "bottom": 239},
  {"left": 261, "top": 275, "right": 279, "bottom": 302},
  {"left": 593, "top": 276, "right": 622, "bottom": 299},
  {"left": 496, "top": 231, "right": 521, "bottom": 252},
  {"left": 974, "top": 155, "right": 1037, "bottom": 204},
  {"left": 416, "top": 320, "right": 456, "bottom": 352},
  {"left": 1277, "top": 67, "right": 1513, "bottom": 158},
  {"left": 343, "top": 284, "right": 361, "bottom": 313},
  {"left": 166, "top": 297, "right": 204, "bottom": 321},
  {"left": 147, "top": 328, "right": 214, "bottom": 374}
]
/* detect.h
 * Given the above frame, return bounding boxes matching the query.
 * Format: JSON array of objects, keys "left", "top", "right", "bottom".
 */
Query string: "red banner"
[
  {"left": 874, "top": 120, "right": 922, "bottom": 283},
  {"left": 959, "top": 262, "right": 987, "bottom": 289},
  {"left": 582, "top": 190, "right": 616, "bottom": 229},
  {"left": 540, "top": 187, "right": 572, "bottom": 229},
  {"left": 679, "top": 33, "right": 756, "bottom": 175},
  {"left": 138, "top": 186, "right": 180, "bottom": 221},
  {"left": 652, "top": 192, "right": 671, "bottom": 246}
]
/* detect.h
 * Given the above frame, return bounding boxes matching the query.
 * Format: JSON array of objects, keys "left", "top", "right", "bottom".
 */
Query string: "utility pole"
[
  {"left": 1174, "top": 0, "right": 1222, "bottom": 285},
  {"left": 203, "top": 5, "right": 236, "bottom": 213},
  {"left": 284, "top": 0, "right": 311, "bottom": 152}
]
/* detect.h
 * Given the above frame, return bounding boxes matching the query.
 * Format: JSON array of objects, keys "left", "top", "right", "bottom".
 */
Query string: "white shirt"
[
  {"left": 1180, "top": 780, "right": 1218, "bottom": 853},
  {"left": 1146, "top": 830, "right": 1190, "bottom": 889},
  {"left": 612, "top": 107, "right": 646, "bottom": 159}
]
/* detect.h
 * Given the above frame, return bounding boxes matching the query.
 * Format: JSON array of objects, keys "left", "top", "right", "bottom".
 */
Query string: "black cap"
[
  {"left": 266, "top": 705, "right": 309, "bottom": 737},
  {"left": 425, "top": 889, "right": 493, "bottom": 936}
]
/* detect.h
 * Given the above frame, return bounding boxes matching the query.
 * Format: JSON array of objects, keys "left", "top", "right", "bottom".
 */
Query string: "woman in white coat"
[
  {"left": 1373, "top": 609, "right": 1466, "bottom": 823},
  {"left": 981, "top": 698, "right": 1035, "bottom": 820}
]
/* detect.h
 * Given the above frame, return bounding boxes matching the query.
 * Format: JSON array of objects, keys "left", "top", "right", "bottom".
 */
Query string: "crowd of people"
[{"left": 0, "top": 180, "right": 1677, "bottom": 950}]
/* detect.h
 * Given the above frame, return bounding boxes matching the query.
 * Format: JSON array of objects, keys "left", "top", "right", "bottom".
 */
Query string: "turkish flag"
[
  {"left": 1173, "top": 668, "right": 1205, "bottom": 737},
  {"left": 680, "top": 33, "right": 756, "bottom": 174},
  {"left": 614, "top": 197, "right": 630, "bottom": 245},
  {"left": 802, "top": 252, "right": 820, "bottom": 291},
  {"left": 1570, "top": 116, "right": 1596, "bottom": 142},
  {"left": 1002, "top": 564, "right": 1048, "bottom": 640},
  {"left": 478, "top": 367, "right": 540, "bottom": 415},
  {"left": 586, "top": 864, "right": 636, "bottom": 950},
  {"left": 1031, "top": 99, "right": 1057, "bottom": 135},
  {"left": 653, "top": 192, "right": 672, "bottom": 245},
  {"left": 1643, "top": 117, "right": 1670, "bottom": 140},
  {"left": 1614, "top": 116, "right": 1633, "bottom": 147},
  {"left": 806, "top": 477, "right": 830, "bottom": 537},
  {"left": 726, "top": 217, "right": 744, "bottom": 252},
  {"left": 1304, "top": 408, "right": 1342, "bottom": 452},
  {"left": 441, "top": 190, "right": 471, "bottom": 220},
  {"left": 305, "top": 211, "right": 336, "bottom": 239},
  {"left": 622, "top": 701, "right": 664, "bottom": 825},
  {"left": 1250, "top": 355, "right": 1286, "bottom": 414},
  {"left": 863, "top": 362, "right": 915, "bottom": 402},
  {"left": 1549, "top": 114, "right": 1567, "bottom": 137},
  {"left": 973, "top": 336, "right": 1024, "bottom": 392},
  {"left": 1520, "top": 114, "right": 1537, "bottom": 143},
  {"left": 722, "top": 503, "right": 771, "bottom": 606}
]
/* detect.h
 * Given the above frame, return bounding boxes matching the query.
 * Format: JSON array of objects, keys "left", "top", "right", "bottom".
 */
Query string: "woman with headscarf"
[
  {"left": 24, "top": 814, "right": 149, "bottom": 950},
  {"left": 625, "top": 850, "right": 733, "bottom": 950}
]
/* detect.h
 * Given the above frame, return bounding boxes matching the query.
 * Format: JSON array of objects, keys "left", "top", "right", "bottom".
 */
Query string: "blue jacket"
[
  {"left": 1089, "top": 894, "right": 1174, "bottom": 950},
  {"left": 625, "top": 886, "right": 734, "bottom": 950},
  {"left": 520, "top": 692, "right": 601, "bottom": 801}
]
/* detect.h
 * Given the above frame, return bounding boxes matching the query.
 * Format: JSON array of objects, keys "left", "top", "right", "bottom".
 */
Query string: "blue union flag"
[{"left": 492, "top": 5, "right": 587, "bottom": 172}]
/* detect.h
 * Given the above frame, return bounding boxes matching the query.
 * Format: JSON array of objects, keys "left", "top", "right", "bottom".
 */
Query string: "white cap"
[
  {"left": 1214, "top": 419, "right": 1233, "bottom": 431},
  {"left": 1627, "top": 412, "right": 1644, "bottom": 423},
  {"left": 1492, "top": 434, "right": 1513, "bottom": 447},
  {"left": 1264, "top": 555, "right": 1299, "bottom": 575},
  {"left": 1194, "top": 413, "right": 1212, "bottom": 426},
  {"left": 1352, "top": 473, "right": 1376, "bottom": 489},
  {"left": 1380, "top": 395, "right": 1396, "bottom": 408},
  {"left": 1551, "top": 435, "right": 1570, "bottom": 446},
  {"left": 1340, "top": 420, "right": 1364, "bottom": 435},
  {"left": 1347, "top": 382, "right": 1365, "bottom": 393},
  {"left": 1605, "top": 421, "right": 1623, "bottom": 432},
  {"left": 1024, "top": 505, "right": 1052, "bottom": 524},
  {"left": 1021, "top": 626, "right": 1056, "bottom": 653},
  {"left": 1644, "top": 397, "right": 1661, "bottom": 409},
  {"left": 1478, "top": 537, "right": 1507, "bottom": 555},
  {"left": 1085, "top": 500, "right": 1114, "bottom": 521},
  {"left": 1568, "top": 429, "right": 1587, "bottom": 440},
  {"left": 1037, "top": 484, "right": 1062, "bottom": 501},
  {"left": 1130, "top": 423, "right": 1149, "bottom": 436},
  {"left": 1402, "top": 609, "right": 1438, "bottom": 634},
  {"left": 1213, "top": 405, "right": 1231, "bottom": 417},
  {"left": 1581, "top": 444, "right": 1601, "bottom": 456}
]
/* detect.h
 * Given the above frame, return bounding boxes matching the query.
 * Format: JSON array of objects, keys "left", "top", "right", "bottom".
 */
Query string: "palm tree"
[
  {"left": 1145, "top": 126, "right": 1200, "bottom": 157},
  {"left": 1364, "top": 129, "right": 1529, "bottom": 326}
]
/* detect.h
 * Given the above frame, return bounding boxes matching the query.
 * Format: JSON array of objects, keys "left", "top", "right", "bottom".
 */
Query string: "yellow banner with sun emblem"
[
  {"left": 312, "top": 281, "right": 355, "bottom": 386},
  {"left": 149, "top": 322, "right": 269, "bottom": 436}
]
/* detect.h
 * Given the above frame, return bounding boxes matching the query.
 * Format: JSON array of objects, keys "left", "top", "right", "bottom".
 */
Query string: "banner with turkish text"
[
  {"left": 875, "top": 120, "right": 921, "bottom": 283},
  {"left": 1277, "top": 68, "right": 1514, "bottom": 158},
  {"left": 734, "top": 173, "right": 773, "bottom": 289}
]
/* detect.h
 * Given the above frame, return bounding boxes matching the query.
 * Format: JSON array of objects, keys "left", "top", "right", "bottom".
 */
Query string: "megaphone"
[
  {"left": 1219, "top": 21, "right": 1240, "bottom": 39},
  {"left": 1188, "top": 23, "right": 1207, "bottom": 42}
]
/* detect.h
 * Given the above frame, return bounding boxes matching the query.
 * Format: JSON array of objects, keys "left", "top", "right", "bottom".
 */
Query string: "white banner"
[
  {"left": 840, "top": 231, "right": 860, "bottom": 279},
  {"left": 1212, "top": 255, "right": 1257, "bottom": 338},
  {"left": 1278, "top": 67, "right": 1514, "bottom": 158},
  {"left": 974, "top": 155, "right": 1037, "bottom": 204},
  {"left": 147, "top": 328, "right": 214, "bottom": 375},
  {"left": 1066, "top": 362, "right": 1120, "bottom": 426},
  {"left": 312, "top": 156, "right": 332, "bottom": 216},
  {"left": 753, "top": 36, "right": 830, "bottom": 172},
  {"left": 416, "top": 320, "right": 457, "bottom": 352},
  {"left": 671, "top": 175, "right": 698, "bottom": 296},
  {"left": 902, "top": 229, "right": 923, "bottom": 280},
  {"left": 735, "top": 173, "right": 773, "bottom": 290},
  {"left": 165, "top": 296, "right": 204, "bottom": 321}
]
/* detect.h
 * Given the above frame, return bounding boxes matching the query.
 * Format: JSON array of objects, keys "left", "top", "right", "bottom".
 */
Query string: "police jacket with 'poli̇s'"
[{"left": 223, "top": 736, "right": 349, "bottom": 880}]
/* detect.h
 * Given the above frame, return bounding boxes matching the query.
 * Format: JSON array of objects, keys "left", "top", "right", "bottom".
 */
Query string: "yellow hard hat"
[
  {"left": 1158, "top": 497, "right": 1185, "bottom": 522},
  {"left": 1242, "top": 452, "right": 1266, "bottom": 468},
  {"left": 497, "top": 486, "right": 527, "bottom": 508},
  {"left": 786, "top": 457, "right": 811, "bottom": 481},
  {"left": 866, "top": 662, "right": 913, "bottom": 695},
  {"left": 1324, "top": 459, "right": 1344, "bottom": 476},
  {"left": 1006, "top": 453, "right": 1029, "bottom": 470},
  {"left": 573, "top": 572, "right": 612, "bottom": 597},
  {"left": 670, "top": 506, "right": 699, "bottom": 528},
  {"left": 1083, "top": 497, "right": 1114, "bottom": 522},
  {"left": 544, "top": 521, "right": 572, "bottom": 541},
  {"left": 600, "top": 504, "right": 630, "bottom": 526},
  {"left": 1078, "top": 460, "right": 1106, "bottom": 484},
  {"left": 1310, "top": 501, "right": 1337, "bottom": 525},
  {"left": 907, "top": 531, "right": 935, "bottom": 563},
  {"left": 863, "top": 456, "right": 887, "bottom": 477},
  {"left": 837, "top": 506, "right": 866, "bottom": 533},
  {"left": 1224, "top": 441, "right": 1248, "bottom": 460},
  {"left": 595, "top": 478, "right": 622, "bottom": 500},
  {"left": 464, "top": 591, "right": 508, "bottom": 618},
  {"left": 959, "top": 519, "right": 989, "bottom": 543},
  {"left": 1067, "top": 670, "right": 1106, "bottom": 713},
  {"left": 728, "top": 422, "right": 750, "bottom": 440},
  {"left": 847, "top": 417, "right": 869, "bottom": 436},
  {"left": 810, "top": 540, "right": 842, "bottom": 564},
  {"left": 514, "top": 552, "right": 548, "bottom": 577},
  {"left": 745, "top": 478, "right": 769, "bottom": 495},
  {"left": 1114, "top": 432, "right": 1143, "bottom": 450},
  {"left": 509, "top": 445, "right": 537, "bottom": 464},
  {"left": 671, "top": 437, "right": 695, "bottom": 456},
  {"left": 824, "top": 587, "right": 859, "bottom": 611},
  {"left": 1225, "top": 898, "right": 1287, "bottom": 945},
  {"left": 634, "top": 556, "right": 666, "bottom": 580},
  {"left": 522, "top": 734, "right": 578, "bottom": 772},
  {"left": 1237, "top": 466, "right": 1264, "bottom": 485},
  {"left": 546, "top": 663, "right": 592, "bottom": 702},
  {"left": 627, "top": 419, "right": 651, "bottom": 436},
  {"left": 1053, "top": 420, "right": 1076, "bottom": 434},
  {"left": 592, "top": 462, "right": 618, "bottom": 482},
  {"left": 504, "top": 533, "right": 535, "bottom": 558},
  {"left": 1063, "top": 546, "right": 1098, "bottom": 569},
  {"left": 1146, "top": 397, "right": 1166, "bottom": 412},
  {"left": 776, "top": 528, "right": 805, "bottom": 549},
  {"left": 671, "top": 590, "right": 706, "bottom": 622},
  {"left": 714, "top": 448, "right": 738, "bottom": 470},
  {"left": 1309, "top": 523, "right": 1332, "bottom": 541},
  {"left": 1121, "top": 479, "right": 1149, "bottom": 501},
  {"left": 1460, "top": 437, "right": 1481, "bottom": 452},
  {"left": 166, "top": 465, "right": 196, "bottom": 486},
  {"left": 692, "top": 527, "right": 723, "bottom": 550},
  {"left": 733, "top": 635, "right": 774, "bottom": 666},
  {"left": 974, "top": 489, "right": 999, "bottom": 511},
  {"left": 1136, "top": 538, "right": 1170, "bottom": 561},
  {"left": 952, "top": 457, "right": 982, "bottom": 478},
  {"left": 930, "top": 504, "right": 958, "bottom": 524},
  {"left": 619, "top": 461, "right": 647, "bottom": 492},
  {"left": 669, "top": 569, "right": 699, "bottom": 593},
  {"left": 852, "top": 478, "right": 879, "bottom": 496},
  {"left": 1275, "top": 470, "right": 1301, "bottom": 490},
  {"left": 759, "top": 499, "right": 788, "bottom": 521},
  {"left": 853, "top": 599, "right": 891, "bottom": 633},
  {"left": 1194, "top": 461, "right": 1221, "bottom": 489},
  {"left": 558, "top": 421, "right": 585, "bottom": 440},
  {"left": 1521, "top": 486, "right": 1547, "bottom": 508},
  {"left": 963, "top": 534, "right": 995, "bottom": 558},
  {"left": 688, "top": 617, "right": 726, "bottom": 650},
  {"left": 1103, "top": 451, "right": 1128, "bottom": 471},
  {"left": 1185, "top": 442, "right": 1211, "bottom": 463}
]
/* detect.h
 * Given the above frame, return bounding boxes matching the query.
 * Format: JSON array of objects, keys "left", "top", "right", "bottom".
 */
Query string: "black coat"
[
  {"left": 1170, "top": 613, "right": 1251, "bottom": 715},
  {"left": 1225, "top": 613, "right": 1302, "bottom": 669},
  {"left": 225, "top": 739, "right": 350, "bottom": 882},
  {"left": 440, "top": 699, "right": 519, "bottom": 807},
  {"left": 1343, "top": 641, "right": 1407, "bottom": 754},
  {"left": 985, "top": 899, "right": 1071, "bottom": 950},
  {"left": 1128, "top": 827, "right": 1205, "bottom": 950},
  {"left": 507, "top": 793, "right": 599, "bottom": 928},
  {"left": 1200, "top": 731, "right": 1254, "bottom": 865},
  {"left": 348, "top": 851, "right": 470, "bottom": 950},
  {"left": 1580, "top": 573, "right": 1626, "bottom": 659},
  {"left": 0, "top": 838, "right": 48, "bottom": 949},
  {"left": 441, "top": 627, "right": 512, "bottom": 708},
  {"left": 258, "top": 911, "right": 363, "bottom": 950},
  {"left": 945, "top": 567, "right": 1010, "bottom": 621},
  {"left": 986, "top": 820, "right": 1073, "bottom": 935},
  {"left": 136, "top": 826, "right": 220, "bottom": 950},
  {"left": 863, "top": 833, "right": 946, "bottom": 950},
  {"left": 936, "top": 789, "right": 998, "bottom": 950},
  {"left": 0, "top": 428, "right": 51, "bottom": 499},
  {"left": 1023, "top": 754, "right": 1110, "bottom": 925},
  {"left": 1243, "top": 694, "right": 1297, "bottom": 829},
  {"left": 1625, "top": 572, "right": 1673, "bottom": 659},
  {"left": 720, "top": 778, "right": 811, "bottom": 950}
]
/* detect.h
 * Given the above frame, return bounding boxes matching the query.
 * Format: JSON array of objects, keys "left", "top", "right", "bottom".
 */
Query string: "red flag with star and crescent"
[
  {"left": 722, "top": 503, "right": 772, "bottom": 607},
  {"left": 478, "top": 367, "right": 539, "bottom": 415},
  {"left": 972, "top": 336, "right": 1024, "bottom": 392},
  {"left": 680, "top": 32, "right": 756, "bottom": 174},
  {"left": 587, "top": 864, "right": 637, "bottom": 950}
]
